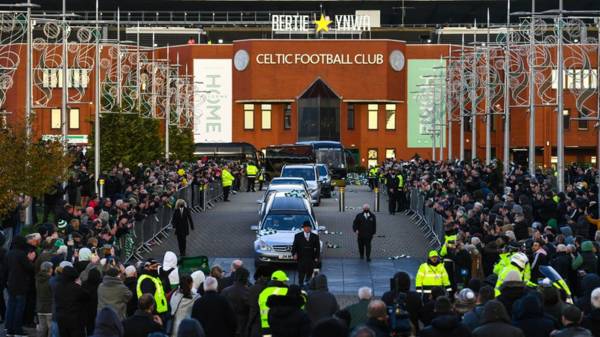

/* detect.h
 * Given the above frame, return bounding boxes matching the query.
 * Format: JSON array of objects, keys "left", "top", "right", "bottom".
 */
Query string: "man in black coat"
[
  {"left": 54, "top": 266, "right": 91, "bottom": 337},
  {"left": 191, "top": 276, "right": 237, "bottom": 337},
  {"left": 222, "top": 267, "right": 251, "bottom": 337},
  {"left": 4, "top": 235, "right": 36, "bottom": 336},
  {"left": 171, "top": 199, "right": 194, "bottom": 256},
  {"left": 385, "top": 171, "right": 401, "bottom": 215},
  {"left": 291, "top": 221, "right": 320, "bottom": 286},
  {"left": 353, "top": 204, "right": 376, "bottom": 262}
]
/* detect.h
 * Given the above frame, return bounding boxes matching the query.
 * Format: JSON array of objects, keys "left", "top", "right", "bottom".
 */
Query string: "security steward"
[
  {"left": 136, "top": 259, "right": 168, "bottom": 315},
  {"left": 352, "top": 203, "right": 377, "bottom": 262},
  {"left": 368, "top": 166, "right": 379, "bottom": 190},
  {"left": 246, "top": 162, "right": 259, "bottom": 192},
  {"left": 493, "top": 242, "right": 532, "bottom": 283},
  {"left": 257, "top": 166, "right": 266, "bottom": 191},
  {"left": 385, "top": 170, "right": 401, "bottom": 215},
  {"left": 258, "top": 270, "right": 289, "bottom": 335},
  {"left": 415, "top": 250, "right": 451, "bottom": 298},
  {"left": 292, "top": 221, "right": 320, "bottom": 286},
  {"left": 494, "top": 252, "right": 531, "bottom": 296},
  {"left": 222, "top": 165, "right": 235, "bottom": 201}
]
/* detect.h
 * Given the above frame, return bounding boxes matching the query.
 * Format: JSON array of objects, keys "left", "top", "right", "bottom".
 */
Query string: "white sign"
[
  {"left": 256, "top": 53, "right": 384, "bottom": 65},
  {"left": 272, "top": 14, "right": 371, "bottom": 33},
  {"left": 193, "top": 59, "right": 232, "bottom": 143}
]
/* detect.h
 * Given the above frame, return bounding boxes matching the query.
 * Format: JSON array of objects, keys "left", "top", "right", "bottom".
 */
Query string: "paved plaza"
[{"left": 149, "top": 185, "right": 429, "bottom": 296}]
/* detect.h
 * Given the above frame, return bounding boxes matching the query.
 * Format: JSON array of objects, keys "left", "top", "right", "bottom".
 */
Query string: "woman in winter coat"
[
  {"left": 267, "top": 285, "right": 311, "bottom": 337},
  {"left": 472, "top": 300, "right": 525, "bottom": 337},
  {"left": 170, "top": 275, "right": 200, "bottom": 337},
  {"left": 511, "top": 293, "right": 558, "bottom": 337},
  {"left": 92, "top": 307, "right": 123, "bottom": 337}
]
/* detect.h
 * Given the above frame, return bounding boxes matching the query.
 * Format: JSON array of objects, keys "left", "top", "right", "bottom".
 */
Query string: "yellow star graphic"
[{"left": 314, "top": 14, "right": 332, "bottom": 33}]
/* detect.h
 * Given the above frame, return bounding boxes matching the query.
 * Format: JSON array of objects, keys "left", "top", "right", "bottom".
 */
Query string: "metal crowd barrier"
[
  {"left": 190, "top": 180, "right": 224, "bottom": 212},
  {"left": 406, "top": 188, "right": 443, "bottom": 250},
  {"left": 123, "top": 181, "right": 225, "bottom": 262}
]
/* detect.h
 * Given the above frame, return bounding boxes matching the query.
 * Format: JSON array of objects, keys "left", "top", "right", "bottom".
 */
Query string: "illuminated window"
[
  {"left": 284, "top": 104, "right": 292, "bottom": 129},
  {"left": 261, "top": 104, "right": 271, "bottom": 130},
  {"left": 69, "top": 108, "right": 80, "bottom": 129},
  {"left": 244, "top": 104, "right": 254, "bottom": 130},
  {"left": 385, "top": 104, "right": 396, "bottom": 130},
  {"left": 347, "top": 103, "right": 355, "bottom": 130},
  {"left": 51, "top": 109, "right": 61, "bottom": 129},
  {"left": 385, "top": 148, "right": 396, "bottom": 159},
  {"left": 368, "top": 104, "right": 378, "bottom": 130},
  {"left": 367, "top": 148, "right": 378, "bottom": 167},
  {"left": 563, "top": 109, "right": 570, "bottom": 130}
]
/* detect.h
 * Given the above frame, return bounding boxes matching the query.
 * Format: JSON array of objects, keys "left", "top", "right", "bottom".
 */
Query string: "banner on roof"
[
  {"left": 407, "top": 59, "right": 446, "bottom": 148},
  {"left": 193, "top": 59, "right": 232, "bottom": 143}
]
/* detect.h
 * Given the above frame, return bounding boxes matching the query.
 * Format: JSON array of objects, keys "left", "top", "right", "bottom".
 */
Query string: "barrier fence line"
[
  {"left": 124, "top": 180, "right": 224, "bottom": 263},
  {"left": 406, "top": 188, "right": 443, "bottom": 250}
]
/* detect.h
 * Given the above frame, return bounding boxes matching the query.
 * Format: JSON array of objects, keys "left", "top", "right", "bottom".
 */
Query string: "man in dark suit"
[
  {"left": 385, "top": 170, "right": 401, "bottom": 215},
  {"left": 353, "top": 203, "right": 377, "bottom": 262},
  {"left": 171, "top": 199, "right": 194, "bottom": 256},
  {"left": 292, "top": 221, "right": 320, "bottom": 286}
]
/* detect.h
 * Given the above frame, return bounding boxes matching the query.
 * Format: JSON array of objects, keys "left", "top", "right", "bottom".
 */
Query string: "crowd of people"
[
  {"left": 361, "top": 157, "right": 600, "bottom": 337},
  {"left": 7, "top": 151, "right": 600, "bottom": 337}
]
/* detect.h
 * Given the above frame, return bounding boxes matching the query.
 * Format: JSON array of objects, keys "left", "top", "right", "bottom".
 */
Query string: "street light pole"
[
  {"left": 485, "top": 9, "right": 492, "bottom": 164},
  {"left": 165, "top": 45, "right": 170, "bottom": 161},
  {"left": 528, "top": 0, "right": 536, "bottom": 177},
  {"left": 94, "top": 0, "right": 100, "bottom": 193},
  {"left": 471, "top": 21, "right": 478, "bottom": 161},
  {"left": 25, "top": 0, "right": 32, "bottom": 139},
  {"left": 460, "top": 34, "right": 466, "bottom": 161},
  {"left": 556, "top": 0, "right": 565, "bottom": 192},
  {"left": 61, "top": 0, "right": 68, "bottom": 152},
  {"left": 503, "top": 0, "right": 511, "bottom": 176}
]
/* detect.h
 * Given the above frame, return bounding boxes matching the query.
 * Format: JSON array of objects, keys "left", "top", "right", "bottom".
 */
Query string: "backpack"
[{"left": 387, "top": 292, "right": 412, "bottom": 336}]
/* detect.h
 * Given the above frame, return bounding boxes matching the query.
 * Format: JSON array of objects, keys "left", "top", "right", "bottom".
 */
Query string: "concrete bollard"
[
  {"left": 374, "top": 187, "right": 380, "bottom": 212},
  {"left": 338, "top": 186, "right": 345, "bottom": 212}
]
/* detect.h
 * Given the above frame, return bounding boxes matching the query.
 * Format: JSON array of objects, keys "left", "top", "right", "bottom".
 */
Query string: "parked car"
[
  {"left": 316, "top": 164, "right": 332, "bottom": 198},
  {"left": 251, "top": 192, "right": 324, "bottom": 267},
  {"left": 280, "top": 164, "right": 321, "bottom": 206}
]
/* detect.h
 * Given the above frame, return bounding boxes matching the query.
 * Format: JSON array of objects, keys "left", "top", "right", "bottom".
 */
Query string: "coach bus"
[
  {"left": 264, "top": 141, "right": 348, "bottom": 180},
  {"left": 194, "top": 142, "right": 261, "bottom": 163}
]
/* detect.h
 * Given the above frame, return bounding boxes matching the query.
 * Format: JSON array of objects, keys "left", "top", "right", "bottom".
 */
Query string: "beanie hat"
[
  {"left": 503, "top": 270, "right": 522, "bottom": 283},
  {"left": 582, "top": 241, "right": 594, "bottom": 252},
  {"left": 591, "top": 288, "right": 600, "bottom": 309},
  {"left": 59, "top": 261, "right": 73, "bottom": 269},
  {"left": 455, "top": 288, "right": 477, "bottom": 314},
  {"left": 78, "top": 247, "right": 92, "bottom": 262}
]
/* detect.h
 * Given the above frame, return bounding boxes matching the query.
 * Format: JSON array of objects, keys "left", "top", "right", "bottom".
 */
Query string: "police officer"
[
  {"left": 494, "top": 252, "right": 530, "bottom": 296},
  {"left": 258, "top": 270, "right": 289, "bottom": 336},
  {"left": 136, "top": 259, "right": 168, "bottom": 315},
  {"left": 385, "top": 170, "right": 400, "bottom": 215},
  {"left": 222, "top": 165, "right": 235, "bottom": 201},
  {"left": 415, "top": 250, "right": 451, "bottom": 297},
  {"left": 246, "top": 162, "right": 259, "bottom": 192}
]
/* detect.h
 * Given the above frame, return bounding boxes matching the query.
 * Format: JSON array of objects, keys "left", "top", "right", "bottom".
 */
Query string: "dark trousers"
[
  {"left": 5, "top": 293, "right": 26, "bottom": 334},
  {"left": 177, "top": 234, "right": 187, "bottom": 256},
  {"left": 247, "top": 177, "right": 256, "bottom": 192},
  {"left": 358, "top": 237, "right": 372, "bottom": 259},
  {"left": 258, "top": 180, "right": 264, "bottom": 191},
  {"left": 388, "top": 194, "right": 397, "bottom": 214},
  {"left": 297, "top": 264, "right": 314, "bottom": 286},
  {"left": 223, "top": 186, "right": 231, "bottom": 201}
]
